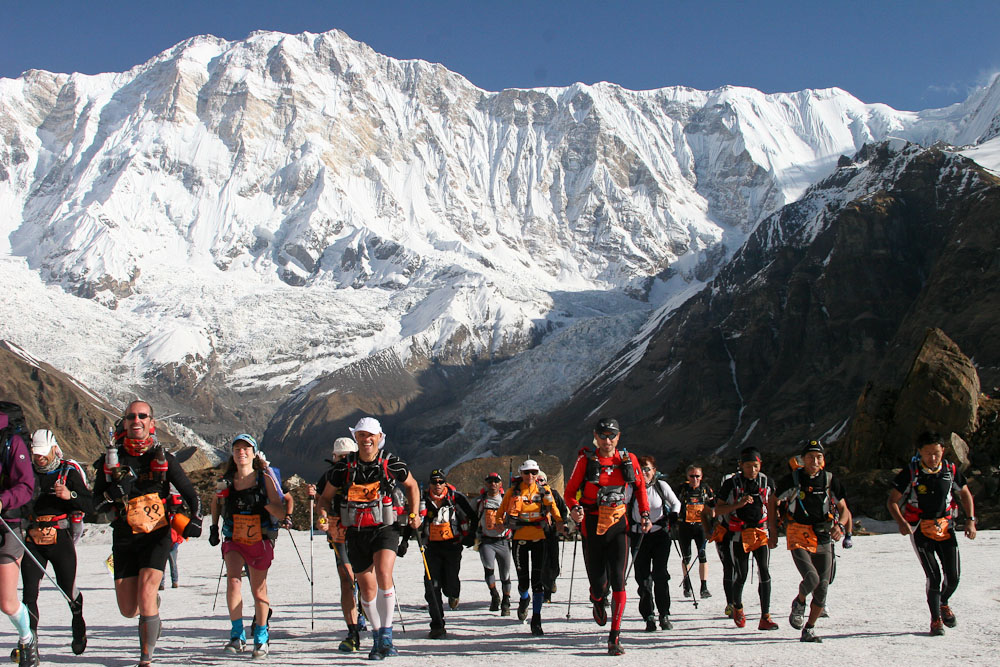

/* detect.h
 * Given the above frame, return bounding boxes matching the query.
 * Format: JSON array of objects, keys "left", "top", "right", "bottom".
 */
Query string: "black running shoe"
[
  {"left": 500, "top": 594, "right": 511, "bottom": 617},
  {"left": 644, "top": 616, "right": 657, "bottom": 632},
  {"left": 800, "top": 627, "right": 822, "bottom": 643},
  {"left": 940, "top": 605, "right": 957, "bottom": 628},
  {"left": 530, "top": 615, "right": 543, "bottom": 636},
  {"left": 489, "top": 589, "right": 501, "bottom": 612},
  {"left": 592, "top": 598, "right": 608, "bottom": 626},
  {"left": 72, "top": 612, "right": 87, "bottom": 655},
  {"left": 700, "top": 582, "right": 712, "bottom": 598},
  {"left": 659, "top": 614, "right": 673, "bottom": 630},
  {"left": 517, "top": 595, "right": 530, "bottom": 621},
  {"left": 15, "top": 634, "right": 39, "bottom": 667}
]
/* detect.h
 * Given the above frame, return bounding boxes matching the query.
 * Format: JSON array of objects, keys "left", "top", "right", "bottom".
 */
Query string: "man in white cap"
[
  {"left": 21, "top": 430, "right": 92, "bottom": 656},
  {"left": 318, "top": 418, "right": 420, "bottom": 660},
  {"left": 309, "top": 437, "right": 368, "bottom": 652}
]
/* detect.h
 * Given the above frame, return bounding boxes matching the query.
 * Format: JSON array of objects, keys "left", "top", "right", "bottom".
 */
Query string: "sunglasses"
[
  {"left": 641, "top": 466, "right": 654, "bottom": 472},
  {"left": 430, "top": 479, "right": 446, "bottom": 485},
  {"left": 486, "top": 478, "right": 501, "bottom": 483},
  {"left": 124, "top": 412, "right": 150, "bottom": 421},
  {"left": 522, "top": 470, "right": 539, "bottom": 475},
  {"left": 595, "top": 433, "right": 618, "bottom": 440}
]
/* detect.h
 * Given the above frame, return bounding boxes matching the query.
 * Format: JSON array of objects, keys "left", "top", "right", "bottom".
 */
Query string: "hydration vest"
[
  {"left": 726, "top": 473, "right": 771, "bottom": 531},
  {"left": 901, "top": 458, "right": 959, "bottom": 523},
  {"left": 781, "top": 468, "right": 835, "bottom": 524},
  {"left": 425, "top": 484, "right": 470, "bottom": 542},
  {"left": 477, "top": 491, "right": 511, "bottom": 539},
  {"left": 218, "top": 469, "right": 279, "bottom": 539},
  {"left": 583, "top": 446, "right": 636, "bottom": 486},
  {"left": 338, "top": 451, "right": 406, "bottom": 529}
]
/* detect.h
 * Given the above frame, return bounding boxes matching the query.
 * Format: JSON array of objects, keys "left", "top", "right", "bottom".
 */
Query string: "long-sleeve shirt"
[
  {"left": 630, "top": 479, "right": 680, "bottom": 533},
  {"left": 564, "top": 448, "right": 649, "bottom": 517},
  {"left": 0, "top": 429, "right": 35, "bottom": 522}
]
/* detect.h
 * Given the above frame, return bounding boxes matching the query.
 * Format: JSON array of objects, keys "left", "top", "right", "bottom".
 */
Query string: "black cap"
[
  {"left": 429, "top": 469, "right": 447, "bottom": 483},
  {"left": 594, "top": 417, "right": 620, "bottom": 435},
  {"left": 739, "top": 447, "right": 762, "bottom": 463},
  {"left": 801, "top": 439, "right": 824, "bottom": 456}
]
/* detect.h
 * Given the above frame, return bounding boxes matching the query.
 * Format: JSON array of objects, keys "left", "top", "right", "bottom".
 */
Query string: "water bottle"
[
  {"left": 381, "top": 496, "right": 395, "bottom": 525},
  {"left": 104, "top": 426, "right": 120, "bottom": 482}
]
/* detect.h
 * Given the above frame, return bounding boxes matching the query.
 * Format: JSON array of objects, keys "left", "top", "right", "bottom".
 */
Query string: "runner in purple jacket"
[{"left": 1, "top": 407, "right": 39, "bottom": 666}]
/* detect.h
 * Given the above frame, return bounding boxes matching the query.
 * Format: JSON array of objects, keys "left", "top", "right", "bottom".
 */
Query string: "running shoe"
[
  {"left": 789, "top": 596, "right": 806, "bottom": 630},
  {"left": 940, "top": 605, "right": 957, "bottom": 628},
  {"left": 517, "top": 595, "right": 530, "bottom": 621},
  {"left": 733, "top": 606, "right": 746, "bottom": 628},
  {"left": 645, "top": 616, "right": 657, "bottom": 632},
  {"left": 225, "top": 637, "right": 246, "bottom": 654},
  {"left": 530, "top": 615, "right": 543, "bottom": 636},
  {"left": 930, "top": 619, "right": 945, "bottom": 636},
  {"left": 800, "top": 626, "right": 822, "bottom": 643},
  {"left": 758, "top": 614, "right": 779, "bottom": 631},
  {"left": 659, "top": 614, "right": 673, "bottom": 630},
  {"left": 592, "top": 598, "right": 608, "bottom": 626}
]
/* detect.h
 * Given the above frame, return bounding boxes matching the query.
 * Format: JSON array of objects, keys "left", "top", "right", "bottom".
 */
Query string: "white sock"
[
  {"left": 376, "top": 587, "right": 395, "bottom": 630},
  {"left": 361, "top": 596, "right": 381, "bottom": 631}
]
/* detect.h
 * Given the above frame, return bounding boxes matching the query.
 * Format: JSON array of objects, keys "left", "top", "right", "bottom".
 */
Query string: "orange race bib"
[
  {"left": 597, "top": 504, "right": 626, "bottom": 535},
  {"left": 347, "top": 482, "right": 380, "bottom": 503},
  {"left": 28, "top": 515, "right": 59, "bottom": 545},
  {"left": 126, "top": 493, "right": 168, "bottom": 534},
  {"left": 785, "top": 522, "right": 818, "bottom": 553},
  {"left": 484, "top": 508, "right": 498, "bottom": 531},
  {"left": 919, "top": 517, "right": 951, "bottom": 541},
  {"left": 233, "top": 514, "right": 263, "bottom": 545},
  {"left": 741, "top": 527, "right": 769, "bottom": 552},
  {"left": 430, "top": 522, "right": 455, "bottom": 542},
  {"left": 685, "top": 503, "right": 705, "bottom": 523},
  {"left": 708, "top": 522, "right": 727, "bottom": 543}
]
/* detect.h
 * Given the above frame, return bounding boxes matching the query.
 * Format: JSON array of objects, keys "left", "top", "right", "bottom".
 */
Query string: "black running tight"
[
  {"left": 21, "top": 529, "right": 81, "bottom": 632},
  {"left": 910, "top": 531, "right": 961, "bottom": 621},
  {"left": 728, "top": 535, "right": 771, "bottom": 614}
]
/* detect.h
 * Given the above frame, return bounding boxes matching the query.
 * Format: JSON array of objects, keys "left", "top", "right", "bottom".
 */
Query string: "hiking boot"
[
  {"left": 733, "top": 606, "right": 746, "bottom": 628},
  {"left": 592, "top": 598, "right": 608, "bottom": 626},
  {"left": 15, "top": 634, "right": 39, "bottom": 667},
  {"left": 800, "top": 626, "right": 822, "bottom": 643},
  {"left": 724, "top": 603, "right": 734, "bottom": 618},
  {"left": 368, "top": 629, "right": 384, "bottom": 661},
  {"left": 700, "top": 582, "right": 712, "bottom": 598},
  {"left": 379, "top": 628, "right": 399, "bottom": 657},
  {"left": 758, "top": 614, "right": 779, "bottom": 631},
  {"left": 489, "top": 589, "right": 501, "bottom": 612},
  {"left": 500, "top": 594, "right": 511, "bottom": 617},
  {"left": 530, "top": 615, "right": 543, "bottom": 636},
  {"left": 338, "top": 633, "right": 360, "bottom": 652},
  {"left": 659, "top": 614, "right": 673, "bottom": 630},
  {"left": 930, "top": 619, "right": 945, "bottom": 636},
  {"left": 517, "top": 595, "right": 530, "bottom": 621},
  {"left": 682, "top": 580, "right": 693, "bottom": 598},
  {"left": 225, "top": 637, "right": 247, "bottom": 653},
  {"left": 71, "top": 611, "right": 87, "bottom": 655},
  {"left": 251, "top": 641, "right": 269, "bottom": 659},
  {"left": 427, "top": 626, "right": 447, "bottom": 639},
  {"left": 543, "top": 593, "right": 552, "bottom": 604},
  {"left": 448, "top": 596, "right": 460, "bottom": 610},
  {"left": 644, "top": 616, "right": 657, "bottom": 632},
  {"left": 940, "top": 605, "right": 957, "bottom": 628},
  {"left": 789, "top": 596, "right": 806, "bottom": 630}
]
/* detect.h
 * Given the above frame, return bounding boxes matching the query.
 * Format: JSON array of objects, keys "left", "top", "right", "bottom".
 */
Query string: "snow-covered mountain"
[{"left": 1, "top": 29, "right": 998, "bottom": 458}]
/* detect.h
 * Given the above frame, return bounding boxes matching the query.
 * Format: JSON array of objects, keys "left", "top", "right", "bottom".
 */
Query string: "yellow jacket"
[{"left": 497, "top": 481, "right": 562, "bottom": 542}]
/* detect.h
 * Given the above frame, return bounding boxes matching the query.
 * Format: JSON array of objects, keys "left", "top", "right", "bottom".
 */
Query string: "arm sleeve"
[
  {"left": 167, "top": 455, "right": 201, "bottom": 519},
  {"left": 631, "top": 454, "right": 650, "bottom": 514},
  {"left": 563, "top": 454, "right": 587, "bottom": 508},
  {"left": 0, "top": 436, "right": 35, "bottom": 512},
  {"left": 661, "top": 481, "right": 681, "bottom": 513},
  {"left": 67, "top": 466, "right": 94, "bottom": 514}
]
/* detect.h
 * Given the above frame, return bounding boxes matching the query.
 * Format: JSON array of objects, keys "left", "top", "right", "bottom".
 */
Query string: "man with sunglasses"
[
  {"left": 677, "top": 464, "right": 715, "bottom": 599},
  {"left": 93, "top": 401, "right": 203, "bottom": 667},
  {"left": 565, "top": 418, "right": 651, "bottom": 656},
  {"left": 475, "top": 472, "right": 513, "bottom": 616},
  {"left": 419, "top": 470, "right": 475, "bottom": 638}
]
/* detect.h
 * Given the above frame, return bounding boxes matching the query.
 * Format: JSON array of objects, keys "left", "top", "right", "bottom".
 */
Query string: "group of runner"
[{"left": 0, "top": 401, "right": 980, "bottom": 664}]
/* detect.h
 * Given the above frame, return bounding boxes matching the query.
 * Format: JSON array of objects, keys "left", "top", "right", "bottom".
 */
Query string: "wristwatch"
[
  {"left": 967, "top": 516, "right": 977, "bottom": 523},
  {"left": 70, "top": 491, "right": 78, "bottom": 499}
]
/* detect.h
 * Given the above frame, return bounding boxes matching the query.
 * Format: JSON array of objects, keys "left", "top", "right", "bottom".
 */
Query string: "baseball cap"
[
  {"left": 31, "top": 429, "right": 58, "bottom": 456},
  {"left": 333, "top": 437, "right": 358, "bottom": 456}
]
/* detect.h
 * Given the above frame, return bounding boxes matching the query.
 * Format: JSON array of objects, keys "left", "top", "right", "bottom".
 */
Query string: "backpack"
[
  {"left": 726, "top": 472, "right": 771, "bottom": 530},
  {"left": 780, "top": 468, "right": 836, "bottom": 523},
  {"left": 339, "top": 451, "right": 406, "bottom": 528},
  {"left": 582, "top": 446, "right": 637, "bottom": 486},
  {"left": 901, "top": 457, "right": 959, "bottom": 523}
]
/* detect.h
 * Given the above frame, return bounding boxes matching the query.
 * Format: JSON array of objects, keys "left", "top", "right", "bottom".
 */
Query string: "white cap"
[
  {"left": 536, "top": 470, "right": 547, "bottom": 483},
  {"left": 519, "top": 459, "right": 540, "bottom": 472},
  {"left": 350, "top": 417, "right": 383, "bottom": 437},
  {"left": 31, "top": 429, "right": 58, "bottom": 456},
  {"left": 333, "top": 437, "right": 358, "bottom": 456}
]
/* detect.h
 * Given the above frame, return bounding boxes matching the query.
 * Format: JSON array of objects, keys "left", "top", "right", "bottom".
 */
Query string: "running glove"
[
  {"left": 182, "top": 516, "right": 203, "bottom": 539},
  {"left": 209, "top": 525, "right": 220, "bottom": 546},
  {"left": 842, "top": 534, "right": 853, "bottom": 549}
]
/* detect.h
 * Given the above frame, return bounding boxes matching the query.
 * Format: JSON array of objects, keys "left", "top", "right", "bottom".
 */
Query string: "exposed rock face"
[
  {"left": 846, "top": 328, "right": 980, "bottom": 469},
  {"left": 520, "top": 143, "right": 1000, "bottom": 469},
  {"left": 0, "top": 340, "right": 212, "bottom": 475},
  {"left": 447, "top": 454, "right": 565, "bottom": 497}
]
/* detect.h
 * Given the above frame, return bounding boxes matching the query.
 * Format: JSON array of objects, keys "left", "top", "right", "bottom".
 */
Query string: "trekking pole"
[
  {"left": 0, "top": 516, "right": 73, "bottom": 605},
  {"left": 565, "top": 532, "right": 578, "bottom": 619},
  {"left": 284, "top": 527, "right": 313, "bottom": 584},
  {"left": 412, "top": 526, "right": 433, "bottom": 581},
  {"left": 671, "top": 539, "right": 699, "bottom": 609},
  {"left": 560, "top": 532, "right": 567, "bottom": 570},
  {"left": 624, "top": 530, "right": 645, "bottom": 582},
  {"left": 394, "top": 589, "right": 407, "bottom": 633},
  {"left": 212, "top": 557, "right": 225, "bottom": 612},
  {"left": 309, "top": 498, "right": 315, "bottom": 630}
]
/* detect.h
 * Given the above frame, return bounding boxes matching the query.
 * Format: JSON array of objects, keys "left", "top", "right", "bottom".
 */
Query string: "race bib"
[
  {"left": 708, "top": 523, "right": 727, "bottom": 543},
  {"left": 347, "top": 482, "right": 380, "bottom": 503},
  {"left": 126, "top": 493, "right": 168, "bottom": 534},
  {"left": 741, "top": 527, "right": 769, "bottom": 552},
  {"left": 28, "top": 526, "right": 57, "bottom": 546},
  {"left": 597, "top": 503, "right": 626, "bottom": 535},
  {"left": 685, "top": 502, "right": 705, "bottom": 523},
  {"left": 233, "top": 514, "right": 263, "bottom": 545},
  {"left": 430, "top": 522, "right": 455, "bottom": 541},
  {"left": 785, "top": 522, "right": 818, "bottom": 553},
  {"left": 919, "top": 517, "right": 951, "bottom": 541},
  {"left": 484, "top": 508, "right": 498, "bottom": 530}
]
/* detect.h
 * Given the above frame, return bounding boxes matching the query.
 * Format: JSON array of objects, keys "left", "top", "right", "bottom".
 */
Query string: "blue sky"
[{"left": 3, "top": 1, "right": 999, "bottom": 111}]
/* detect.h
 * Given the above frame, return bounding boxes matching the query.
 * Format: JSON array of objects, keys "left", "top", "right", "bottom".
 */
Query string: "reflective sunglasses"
[
  {"left": 595, "top": 432, "right": 618, "bottom": 440},
  {"left": 124, "top": 412, "right": 150, "bottom": 421}
]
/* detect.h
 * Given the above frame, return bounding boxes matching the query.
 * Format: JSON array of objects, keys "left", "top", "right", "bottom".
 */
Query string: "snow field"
[{"left": 24, "top": 530, "right": 999, "bottom": 665}]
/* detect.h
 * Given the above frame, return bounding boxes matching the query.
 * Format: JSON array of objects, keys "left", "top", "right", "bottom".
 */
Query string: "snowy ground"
[{"left": 19, "top": 529, "right": 999, "bottom": 665}]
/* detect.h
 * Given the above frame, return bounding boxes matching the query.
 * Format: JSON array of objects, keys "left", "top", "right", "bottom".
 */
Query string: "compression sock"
[
  {"left": 361, "top": 596, "right": 382, "bottom": 630},
  {"left": 7, "top": 603, "right": 32, "bottom": 643},
  {"left": 376, "top": 587, "right": 395, "bottom": 631},
  {"left": 139, "top": 614, "right": 161, "bottom": 663},
  {"left": 532, "top": 592, "right": 544, "bottom": 615},
  {"left": 611, "top": 591, "right": 627, "bottom": 631}
]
